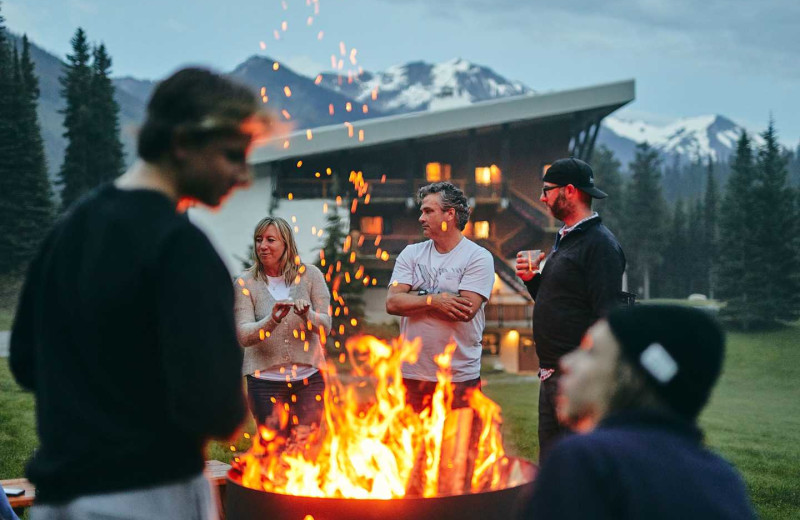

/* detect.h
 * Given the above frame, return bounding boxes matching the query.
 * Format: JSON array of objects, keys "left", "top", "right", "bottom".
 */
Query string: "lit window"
[
  {"left": 360, "top": 216, "right": 384, "bottom": 234},
  {"left": 475, "top": 164, "right": 501, "bottom": 185},
  {"left": 474, "top": 221, "right": 490, "bottom": 239},
  {"left": 426, "top": 162, "right": 451, "bottom": 182}
]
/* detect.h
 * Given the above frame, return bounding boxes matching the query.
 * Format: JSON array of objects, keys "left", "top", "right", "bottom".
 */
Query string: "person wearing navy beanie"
[{"left": 519, "top": 305, "right": 756, "bottom": 519}]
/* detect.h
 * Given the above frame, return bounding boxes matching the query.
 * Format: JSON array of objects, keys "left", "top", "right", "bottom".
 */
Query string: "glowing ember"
[{"left": 234, "top": 335, "right": 520, "bottom": 499}]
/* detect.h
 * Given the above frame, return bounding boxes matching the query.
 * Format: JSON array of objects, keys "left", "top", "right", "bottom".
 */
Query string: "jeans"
[
  {"left": 538, "top": 371, "right": 571, "bottom": 462},
  {"left": 246, "top": 371, "right": 325, "bottom": 428},
  {"left": 30, "top": 473, "right": 215, "bottom": 520},
  {"left": 0, "top": 482, "right": 20, "bottom": 520},
  {"left": 403, "top": 377, "right": 482, "bottom": 413}
]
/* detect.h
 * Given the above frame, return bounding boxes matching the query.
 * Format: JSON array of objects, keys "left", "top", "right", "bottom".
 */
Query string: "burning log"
[{"left": 438, "top": 407, "right": 474, "bottom": 496}]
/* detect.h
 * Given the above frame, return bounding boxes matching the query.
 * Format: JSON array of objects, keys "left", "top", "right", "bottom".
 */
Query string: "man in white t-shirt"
[{"left": 386, "top": 182, "right": 495, "bottom": 411}]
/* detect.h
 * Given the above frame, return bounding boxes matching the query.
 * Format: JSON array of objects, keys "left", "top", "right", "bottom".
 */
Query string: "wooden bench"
[
  {"left": 3, "top": 460, "right": 231, "bottom": 516},
  {"left": 2, "top": 476, "right": 35, "bottom": 510}
]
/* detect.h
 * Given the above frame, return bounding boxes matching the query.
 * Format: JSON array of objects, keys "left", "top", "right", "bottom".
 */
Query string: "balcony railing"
[
  {"left": 367, "top": 179, "right": 413, "bottom": 199},
  {"left": 485, "top": 303, "right": 533, "bottom": 323},
  {"left": 412, "top": 179, "right": 469, "bottom": 194},
  {"left": 275, "top": 176, "right": 508, "bottom": 204},
  {"left": 276, "top": 179, "right": 335, "bottom": 198},
  {"left": 471, "top": 182, "right": 504, "bottom": 200}
]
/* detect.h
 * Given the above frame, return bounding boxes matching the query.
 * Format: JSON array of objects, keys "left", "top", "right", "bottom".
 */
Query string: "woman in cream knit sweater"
[{"left": 234, "top": 216, "right": 331, "bottom": 431}]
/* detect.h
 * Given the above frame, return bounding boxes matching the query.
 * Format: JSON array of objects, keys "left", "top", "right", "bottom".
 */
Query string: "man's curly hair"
[{"left": 417, "top": 182, "right": 471, "bottom": 231}]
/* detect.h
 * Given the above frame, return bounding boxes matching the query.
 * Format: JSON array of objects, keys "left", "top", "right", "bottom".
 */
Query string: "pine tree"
[
  {"left": 686, "top": 198, "right": 705, "bottom": 294},
  {"left": 87, "top": 43, "right": 124, "bottom": 184},
  {"left": 623, "top": 143, "right": 667, "bottom": 299},
  {"left": 10, "top": 36, "right": 55, "bottom": 268},
  {"left": 591, "top": 145, "right": 625, "bottom": 236},
  {"left": 58, "top": 28, "right": 93, "bottom": 210},
  {"left": 717, "top": 132, "right": 758, "bottom": 328},
  {"left": 702, "top": 159, "right": 719, "bottom": 298},
  {"left": 789, "top": 143, "right": 800, "bottom": 187},
  {"left": 315, "top": 206, "right": 366, "bottom": 347},
  {"left": 746, "top": 121, "right": 800, "bottom": 326},
  {"left": 661, "top": 155, "right": 682, "bottom": 203},
  {"left": 660, "top": 199, "right": 689, "bottom": 298},
  {"left": 0, "top": 6, "right": 22, "bottom": 274}
]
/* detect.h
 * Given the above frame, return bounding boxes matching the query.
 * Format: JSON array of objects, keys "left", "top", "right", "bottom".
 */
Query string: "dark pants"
[
  {"left": 403, "top": 377, "right": 482, "bottom": 413},
  {"left": 538, "top": 371, "right": 571, "bottom": 462},
  {"left": 246, "top": 371, "right": 325, "bottom": 429}
]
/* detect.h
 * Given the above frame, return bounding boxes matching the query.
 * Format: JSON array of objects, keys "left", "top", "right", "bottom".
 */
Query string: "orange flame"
[{"left": 235, "top": 336, "right": 516, "bottom": 499}]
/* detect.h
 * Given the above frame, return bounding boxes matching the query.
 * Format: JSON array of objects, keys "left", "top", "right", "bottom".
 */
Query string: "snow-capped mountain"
[
  {"left": 14, "top": 23, "right": 762, "bottom": 183},
  {"left": 599, "top": 114, "right": 761, "bottom": 166},
  {"left": 317, "top": 58, "right": 755, "bottom": 166},
  {"left": 318, "top": 58, "right": 532, "bottom": 114}
]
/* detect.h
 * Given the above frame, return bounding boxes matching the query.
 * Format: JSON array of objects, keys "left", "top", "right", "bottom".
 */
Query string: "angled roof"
[{"left": 249, "top": 79, "right": 635, "bottom": 164}]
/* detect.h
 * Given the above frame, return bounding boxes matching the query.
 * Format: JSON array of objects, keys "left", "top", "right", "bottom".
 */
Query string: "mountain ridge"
[{"left": 10, "top": 31, "right": 769, "bottom": 180}]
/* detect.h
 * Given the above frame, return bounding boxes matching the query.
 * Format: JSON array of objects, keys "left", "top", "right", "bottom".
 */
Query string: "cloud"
[{"left": 376, "top": 0, "right": 800, "bottom": 79}]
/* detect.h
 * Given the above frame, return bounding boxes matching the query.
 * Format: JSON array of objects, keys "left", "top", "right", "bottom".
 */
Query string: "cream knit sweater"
[{"left": 233, "top": 264, "right": 331, "bottom": 376}]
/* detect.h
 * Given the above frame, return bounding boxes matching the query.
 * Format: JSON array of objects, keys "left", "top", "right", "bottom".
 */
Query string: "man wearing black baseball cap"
[
  {"left": 515, "top": 157, "right": 626, "bottom": 460},
  {"left": 520, "top": 305, "right": 756, "bottom": 519}
]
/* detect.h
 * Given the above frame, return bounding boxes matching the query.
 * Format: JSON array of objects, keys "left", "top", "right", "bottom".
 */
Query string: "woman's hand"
[
  {"left": 271, "top": 301, "right": 293, "bottom": 323},
  {"left": 293, "top": 298, "right": 311, "bottom": 316}
]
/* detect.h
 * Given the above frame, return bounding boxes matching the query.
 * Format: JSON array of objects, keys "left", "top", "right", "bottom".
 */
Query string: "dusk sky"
[{"left": 5, "top": 0, "right": 799, "bottom": 145}]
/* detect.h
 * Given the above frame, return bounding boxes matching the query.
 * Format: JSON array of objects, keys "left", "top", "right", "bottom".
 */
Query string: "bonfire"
[{"left": 232, "top": 335, "right": 526, "bottom": 499}]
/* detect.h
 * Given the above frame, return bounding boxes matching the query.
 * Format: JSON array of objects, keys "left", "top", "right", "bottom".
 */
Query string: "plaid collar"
[{"left": 559, "top": 212, "right": 599, "bottom": 238}]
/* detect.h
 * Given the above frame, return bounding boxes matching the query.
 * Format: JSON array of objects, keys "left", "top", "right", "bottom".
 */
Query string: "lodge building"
[{"left": 206, "top": 79, "right": 635, "bottom": 373}]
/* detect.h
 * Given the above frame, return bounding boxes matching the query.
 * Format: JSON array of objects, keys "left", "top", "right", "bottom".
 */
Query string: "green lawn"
[
  {"left": 0, "top": 310, "right": 13, "bottom": 331},
  {"left": 2, "top": 323, "right": 799, "bottom": 518}
]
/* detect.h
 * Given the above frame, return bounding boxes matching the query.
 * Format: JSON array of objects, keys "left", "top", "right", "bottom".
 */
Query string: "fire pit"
[
  {"left": 226, "top": 457, "right": 536, "bottom": 520},
  {"left": 227, "top": 335, "right": 538, "bottom": 519}
]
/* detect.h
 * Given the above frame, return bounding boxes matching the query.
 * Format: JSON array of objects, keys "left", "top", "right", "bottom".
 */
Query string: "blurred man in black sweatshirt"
[{"left": 10, "top": 67, "right": 271, "bottom": 519}]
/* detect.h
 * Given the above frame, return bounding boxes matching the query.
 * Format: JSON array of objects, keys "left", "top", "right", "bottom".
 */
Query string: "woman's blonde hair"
[{"left": 247, "top": 216, "right": 301, "bottom": 284}]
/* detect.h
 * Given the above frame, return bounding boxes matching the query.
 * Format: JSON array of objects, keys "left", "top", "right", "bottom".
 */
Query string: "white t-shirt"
[
  {"left": 390, "top": 237, "right": 495, "bottom": 382},
  {"left": 258, "top": 275, "right": 318, "bottom": 382}
]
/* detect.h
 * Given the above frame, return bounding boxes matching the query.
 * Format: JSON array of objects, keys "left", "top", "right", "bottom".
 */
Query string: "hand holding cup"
[{"left": 515, "top": 250, "right": 545, "bottom": 281}]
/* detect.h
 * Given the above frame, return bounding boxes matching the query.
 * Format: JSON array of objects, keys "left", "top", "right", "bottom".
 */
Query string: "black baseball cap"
[{"left": 543, "top": 158, "right": 607, "bottom": 199}]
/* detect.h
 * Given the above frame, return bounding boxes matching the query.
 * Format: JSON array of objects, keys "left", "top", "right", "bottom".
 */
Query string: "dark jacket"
[
  {"left": 525, "top": 216, "right": 625, "bottom": 368},
  {"left": 521, "top": 410, "right": 756, "bottom": 519},
  {"left": 10, "top": 184, "right": 246, "bottom": 504}
]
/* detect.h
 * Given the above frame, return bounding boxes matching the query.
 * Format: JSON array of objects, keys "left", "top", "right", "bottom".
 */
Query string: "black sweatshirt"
[
  {"left": 10, "top": 184, "right": 246, "bottom": 504},
  {"left": 520, "top": 410, "right": 756, "bottom": 519},
  {"left": 525, "top": 216, "right": 625, "bottom": 368}
]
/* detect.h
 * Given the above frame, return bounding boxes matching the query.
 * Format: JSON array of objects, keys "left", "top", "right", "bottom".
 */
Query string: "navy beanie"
[{"left": 607, "top": 305, "right": 725, "bottom": 420}]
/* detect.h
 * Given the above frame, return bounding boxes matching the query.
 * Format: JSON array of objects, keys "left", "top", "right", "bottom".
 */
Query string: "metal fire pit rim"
[{"left": 226, "top": 455, "right": 537, "bottom": 502}]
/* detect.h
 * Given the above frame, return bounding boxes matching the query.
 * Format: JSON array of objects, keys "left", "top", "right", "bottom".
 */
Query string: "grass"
[
  {"left": 700, "top": 323, "right": 800, "bottom": 518},
  {"left": 2, "top": 324, "right": 799, "bottom": 518},
  {"left": 0, "top": 363, "right": 37, "bottom": 480},
  {"left": 0, "top": 310, "right": 12, "bottom": 331},
  {"left": 0, "top": 273, "right": 22, "bottom": 331}
]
